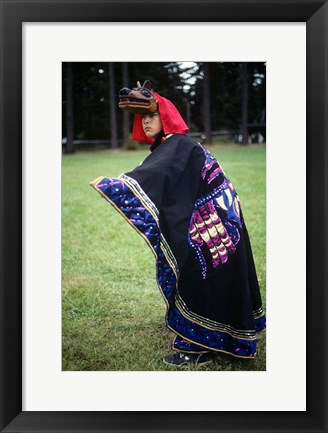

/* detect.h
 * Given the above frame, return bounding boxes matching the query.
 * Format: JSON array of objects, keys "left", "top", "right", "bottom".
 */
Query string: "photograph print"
[{"left": 62, "top": 61, "right": 266, "bottom": 371}]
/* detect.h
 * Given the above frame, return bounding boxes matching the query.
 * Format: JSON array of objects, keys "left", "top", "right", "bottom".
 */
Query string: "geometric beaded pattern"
[{"left": 189, "top": 146, "right": 243, "bottom": 279}]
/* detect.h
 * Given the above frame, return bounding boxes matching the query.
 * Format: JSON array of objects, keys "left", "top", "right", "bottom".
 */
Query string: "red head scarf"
[{"left": 131, "top": 91, "right": 189, "bottom": 144}]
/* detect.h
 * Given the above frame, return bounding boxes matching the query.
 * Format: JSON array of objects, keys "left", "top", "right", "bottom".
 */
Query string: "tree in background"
[
  {"left": 121, "top": 62, "right": 130, "bottom": 141},
  {"left": 202, "top": 62, "right": 212, "bottom": 144},
  {"left": 62, "top": 61, "right": 266, "bottom": 152},
  {"left": 108, "top": 62, "right": 118, "bottom": 148},
  {"left": 65, "top": 62, "right": 75, "bottom": 154},
  {"left": 241, "top": 62, "right": 249, "bottom": 144}
]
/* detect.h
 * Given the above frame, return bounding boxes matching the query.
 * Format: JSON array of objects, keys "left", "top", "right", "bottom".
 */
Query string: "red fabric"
[{"left": 131, "top": 91, "right": 189, "bottom": 144}]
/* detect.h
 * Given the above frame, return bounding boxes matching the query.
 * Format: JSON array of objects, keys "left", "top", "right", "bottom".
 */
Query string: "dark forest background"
[{"left": 62, "top": 62, "right": 266, "bottom": 153}]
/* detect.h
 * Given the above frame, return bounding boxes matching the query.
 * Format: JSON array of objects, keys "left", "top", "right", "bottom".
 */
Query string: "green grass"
[{"left": 62, "top": 140, "right": 266, "bottom": 371}]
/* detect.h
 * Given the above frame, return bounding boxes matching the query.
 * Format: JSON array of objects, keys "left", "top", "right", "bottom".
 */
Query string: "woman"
[{"left": 90, "top": 81, "right": 266, "bottom": 367}]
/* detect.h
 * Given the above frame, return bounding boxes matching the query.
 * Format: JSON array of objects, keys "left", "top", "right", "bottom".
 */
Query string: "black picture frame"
[{"left": 1, "top": 1, "right": 327, "bottom": 432}]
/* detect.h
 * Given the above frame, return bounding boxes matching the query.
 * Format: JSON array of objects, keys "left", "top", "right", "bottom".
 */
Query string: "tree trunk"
[
  {"left": 108, "top": 62, "right": 118, "bottom": 148},
  {"left": 122, "top": 62, "right": 130, "bottom": 141},
  {"left": 185, "top": 97, "right": 191, "bottom": 127},
  {"left": 66, "top": 62, "right": 75, "bottom": 154},
  {"left": 241, "top": 62, "right": 249, "bottom": 144},
  {"left": 202, "top": 62, "right": 212, "bottom": 144}
]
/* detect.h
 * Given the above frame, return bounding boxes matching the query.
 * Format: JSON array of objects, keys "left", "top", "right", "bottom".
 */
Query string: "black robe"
[{"left": 90, "top": 133, "right": 266, "bottom": 358}]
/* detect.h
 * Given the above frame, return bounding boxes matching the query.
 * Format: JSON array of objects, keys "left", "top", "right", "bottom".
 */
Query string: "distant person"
[{"left": 90, "top": 81, "right": 266, "bottom": 367}]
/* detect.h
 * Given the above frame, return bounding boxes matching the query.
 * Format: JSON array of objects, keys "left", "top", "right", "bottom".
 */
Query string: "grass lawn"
[{"left": 62, "top": 139, "right": 266, "bottom": 371}]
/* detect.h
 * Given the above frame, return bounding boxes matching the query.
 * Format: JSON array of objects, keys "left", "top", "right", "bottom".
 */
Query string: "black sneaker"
[{"left": 163, "top": 352, "right": 212, "bottom": 367}]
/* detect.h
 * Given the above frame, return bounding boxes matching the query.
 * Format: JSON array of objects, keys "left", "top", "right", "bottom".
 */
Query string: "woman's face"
[{"left": 142, "top": 112, "right": 163, "bottom": 138}]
